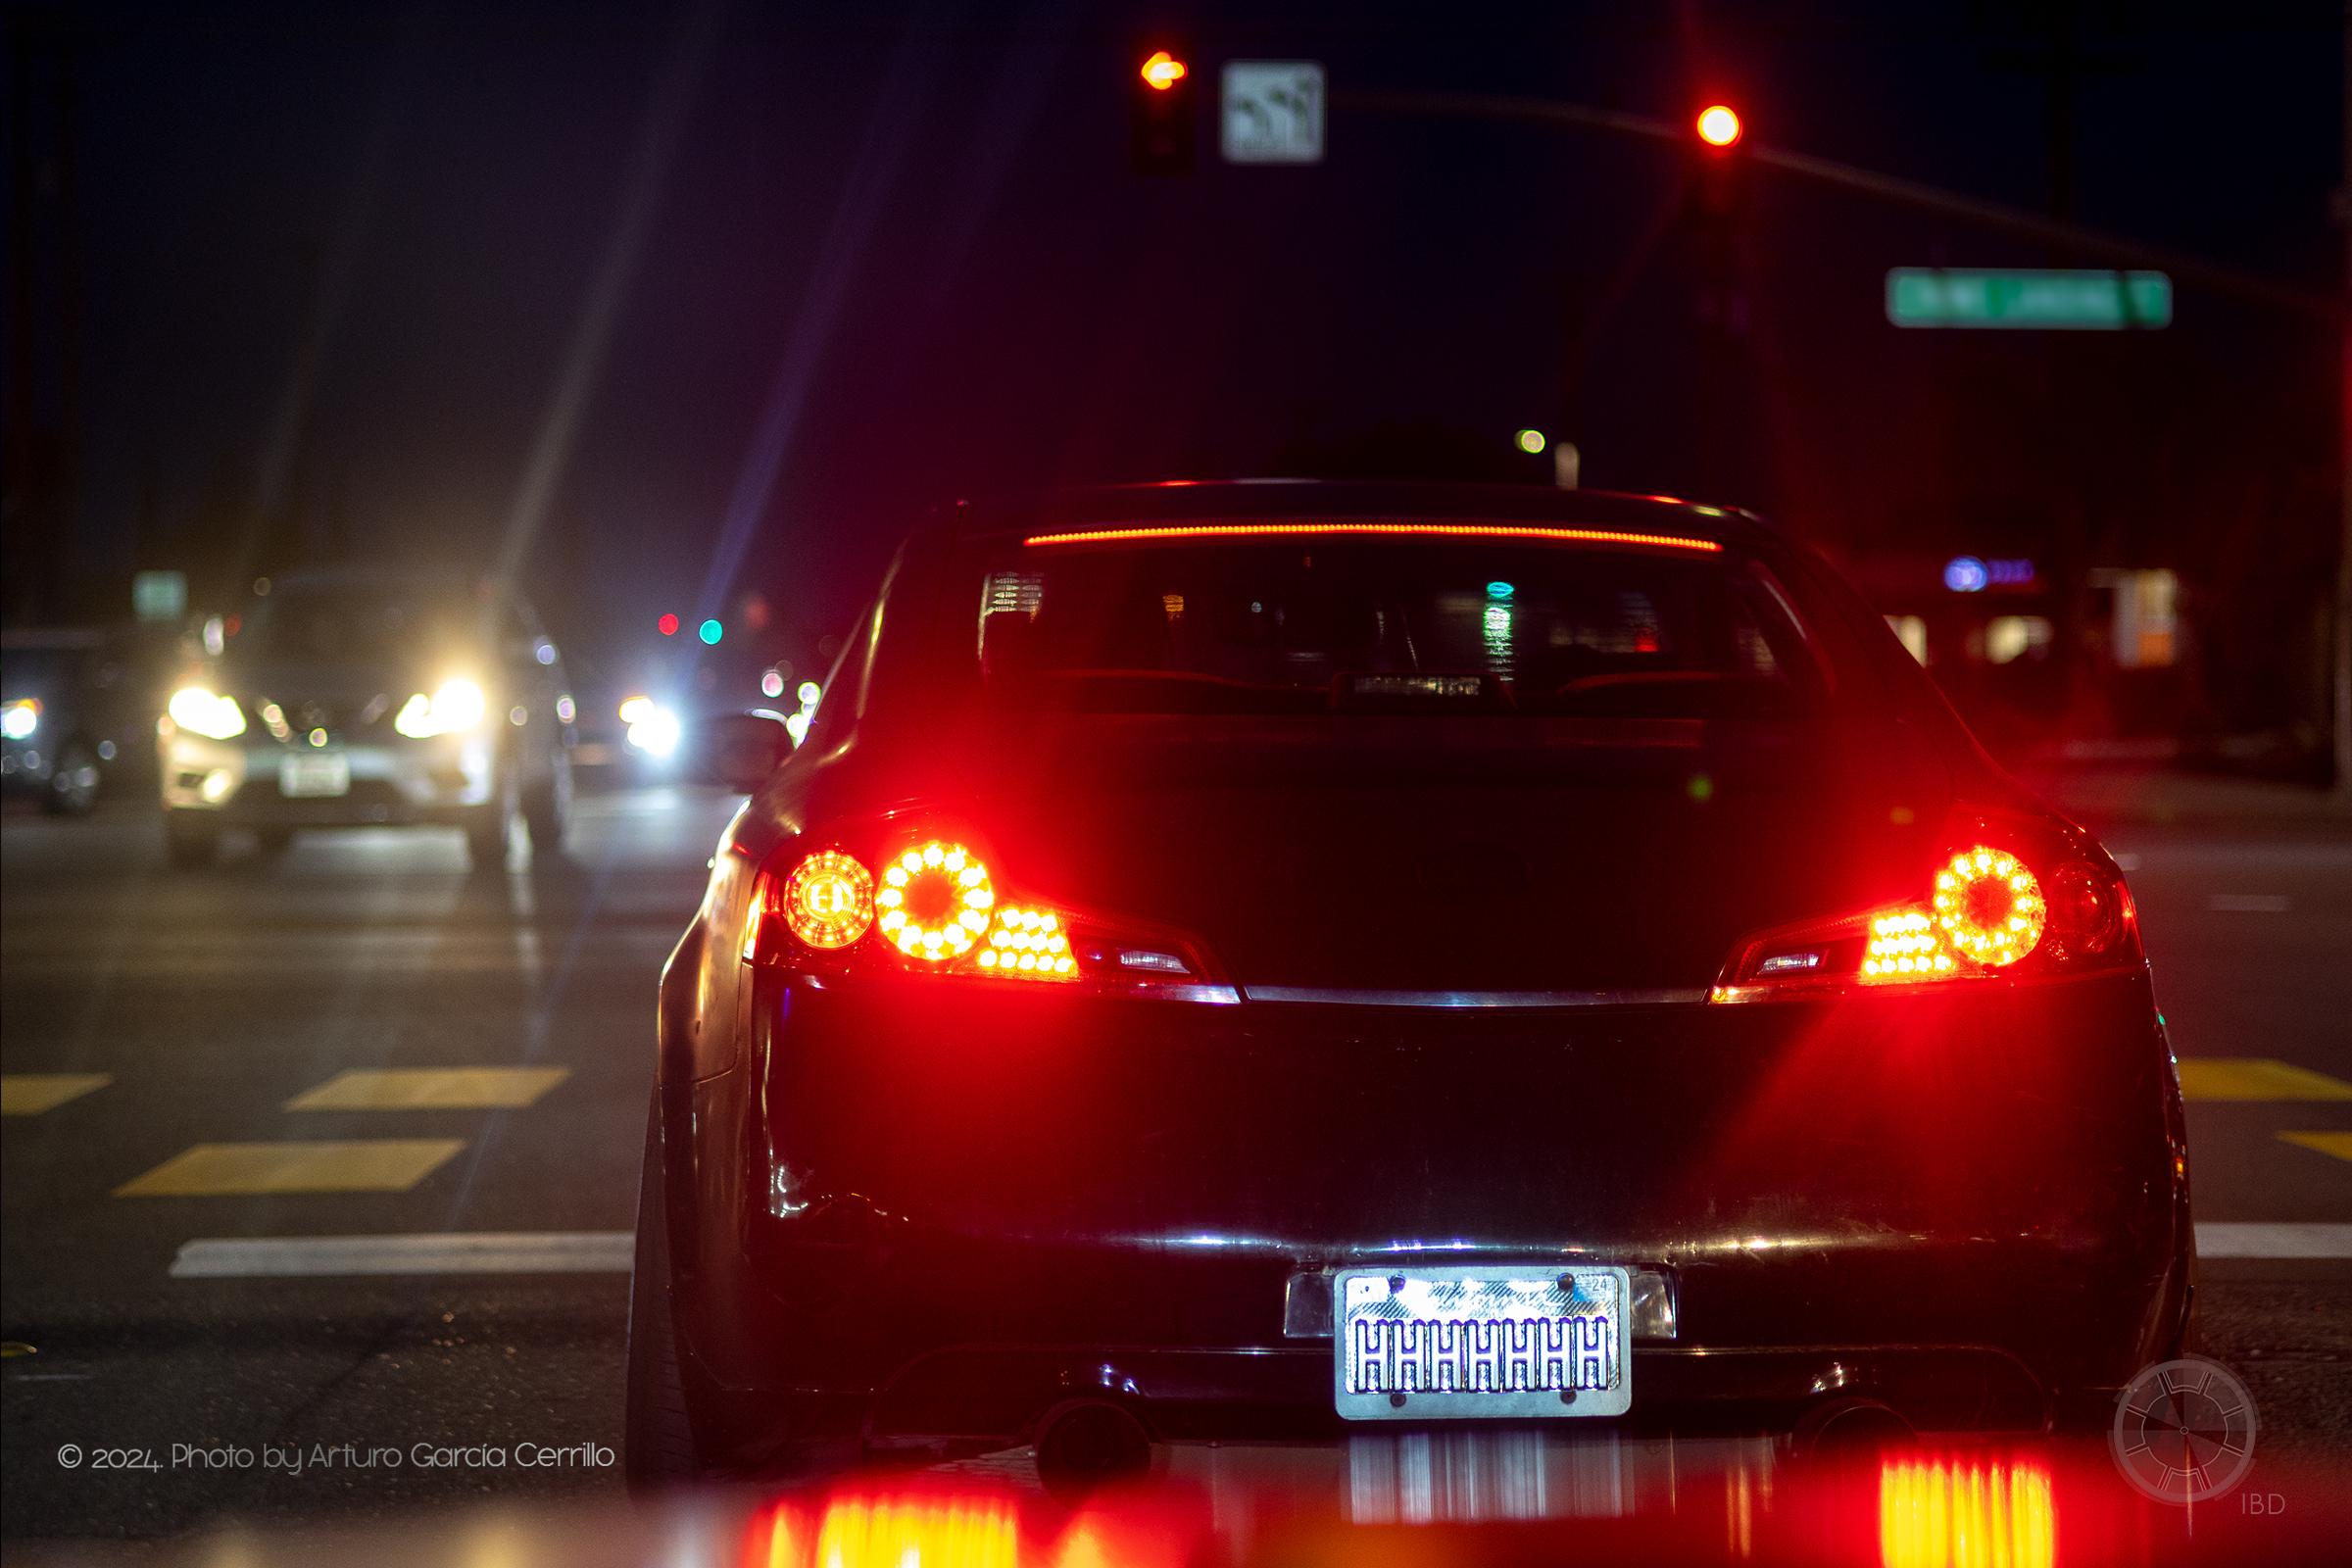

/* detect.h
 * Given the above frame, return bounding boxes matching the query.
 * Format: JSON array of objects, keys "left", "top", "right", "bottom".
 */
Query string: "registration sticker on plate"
[
  {"left": 1334, "top": 1265, "right": 1631, "bottom": 1420},
  {"left": 279, "top": 753, "right": 351, "bottom": 798}
]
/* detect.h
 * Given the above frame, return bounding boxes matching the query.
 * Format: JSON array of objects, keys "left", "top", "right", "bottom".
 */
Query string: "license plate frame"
[
  {"left": 279, "top": 752, "right": 351, "bottom": 798},
  {"left": 1333, "top": 1264, "right": 1632, "bottom": 1421}
]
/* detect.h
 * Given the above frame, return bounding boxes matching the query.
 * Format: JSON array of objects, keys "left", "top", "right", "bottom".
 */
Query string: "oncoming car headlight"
[
  {"left": 394, "top": 679, "right": 486, "bottom": 738},
  {"left": 2, "top": 698, "right": 38, "bottom": 739},
  {"left": 167, "top": 687, "right": 246, "bottom": 740},
  {"left": 619, "top": 697, "right": 680, "bottom": 756}
]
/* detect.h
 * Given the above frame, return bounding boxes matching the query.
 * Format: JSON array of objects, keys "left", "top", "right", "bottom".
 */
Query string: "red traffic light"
[
  {"left": 1695, "top": 104, "right": 1742, "bottom": 149},
  {"left": 1140, "top": 50, "right": 1187, "bottom": 91},
  {"left": 1131, "top": 42, "right": 1196, "bottom": 174},
  {"left": 658, "top": 612, "right": 679, "bottom": 636}
]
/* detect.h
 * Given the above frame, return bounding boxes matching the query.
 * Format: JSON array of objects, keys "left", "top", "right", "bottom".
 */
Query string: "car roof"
[{"left": 949, "top": 479, "right": 1769, "bottom": 547}]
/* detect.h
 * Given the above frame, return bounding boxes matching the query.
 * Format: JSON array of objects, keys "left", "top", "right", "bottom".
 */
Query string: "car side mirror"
[{"left": 689, "top": 711, "right": 793, "bottom": 793}]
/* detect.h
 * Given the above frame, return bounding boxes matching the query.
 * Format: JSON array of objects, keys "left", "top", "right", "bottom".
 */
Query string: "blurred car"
[
  {"left": 157, "top": 568, "right": 576, "bottom": 866},
  {"left": 629, "top": 482, "right": 2183, "bottom": 1497},
  {"left": 3, "top": 624, "right": 178, "bottom": 814}
]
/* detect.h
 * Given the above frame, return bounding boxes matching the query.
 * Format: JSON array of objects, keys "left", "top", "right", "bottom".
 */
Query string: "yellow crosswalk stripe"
[
  {"left": 2176, "top": 1058, "right": 2352, "bottom": 1102},
  {"left": 2277, "top": 1131, "right": 2352, "bottom": 1162},
  {"left": 116, "top": 1141, "right": 464, "bottom": 1197},
  {"left": 283, "top": 1067, "right": 569, "bottom": 1111},
  {"left": 0, "top": 1074, "right": 113, "bottom": 1116}
]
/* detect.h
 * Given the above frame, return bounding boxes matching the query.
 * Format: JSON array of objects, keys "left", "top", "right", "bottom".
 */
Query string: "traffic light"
[
  {"left": 1131, "top": 43, "right": 1195, "bottom": 174},
  {"left": 1685, "top": 101, "right": 1748, "bottom": 222}
]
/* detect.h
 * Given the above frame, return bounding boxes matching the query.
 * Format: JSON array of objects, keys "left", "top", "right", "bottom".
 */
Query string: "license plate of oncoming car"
[
  {"left": 1334, "top": 1266, "right": 1631, "bottom": 1420},
  {"left": 279, "top": 753, "right": 350, "bottom": 797}
]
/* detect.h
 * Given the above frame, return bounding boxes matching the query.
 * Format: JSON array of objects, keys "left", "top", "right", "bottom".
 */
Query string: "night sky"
[{"left": 13, "top": 1, "right": 2343, "bottom": 711}]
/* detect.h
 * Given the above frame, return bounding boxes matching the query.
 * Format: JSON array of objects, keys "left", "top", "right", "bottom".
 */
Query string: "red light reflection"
[
  {"left": 740, "top": 1494, "right": 1021, "bottom": 1568},
  {"left": 1881, "top": 1453, "right": 2054, "bottom": 1568}
]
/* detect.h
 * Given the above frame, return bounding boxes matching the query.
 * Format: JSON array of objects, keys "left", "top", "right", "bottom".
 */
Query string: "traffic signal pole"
[
  {"left": 1342, "top": 85, "right": 2351, "bottom": 790},
  {"left": 1339, "top": 89, "right": 2342, "bottom": 326}
]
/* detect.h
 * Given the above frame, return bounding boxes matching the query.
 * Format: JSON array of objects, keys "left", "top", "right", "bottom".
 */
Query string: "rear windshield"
[
  {"left": 238, "top": 582, "right": 479, "bottom": 666},
  {"left": 934, "top": 530, "right": 1828, "bottom": 719}
]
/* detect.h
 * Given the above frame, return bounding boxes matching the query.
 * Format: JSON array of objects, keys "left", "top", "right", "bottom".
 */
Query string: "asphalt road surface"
[{"left": 3, "top": 774, "right": 2346, "bottom": 1549}]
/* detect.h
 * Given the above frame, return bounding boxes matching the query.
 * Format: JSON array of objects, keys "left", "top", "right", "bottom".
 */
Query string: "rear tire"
[
  {"left": 521, "top": 749, "right": 571, "bottom": 860},
  {"left": 625, "top": 1093, "right": 699, "bottom": 1494},
  {"left": 164, "top": 813, "right": 219, "bottom": 868}
]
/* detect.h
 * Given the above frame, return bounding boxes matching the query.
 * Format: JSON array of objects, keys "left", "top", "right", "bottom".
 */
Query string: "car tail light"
[
  {"left": 779, "top": 850, "right": 875, "bottom": 950},
  {"left": 743, "top": 827, "right": 1231, "bottom": 1001},
  {"left": 1711, "top": 808, "right": 2138, "bottom": 1004}
]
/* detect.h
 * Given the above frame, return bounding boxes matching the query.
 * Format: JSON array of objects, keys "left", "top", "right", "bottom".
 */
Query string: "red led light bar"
[{"left": 1021, "top": 521, "right": 1724, "bottom": 552}]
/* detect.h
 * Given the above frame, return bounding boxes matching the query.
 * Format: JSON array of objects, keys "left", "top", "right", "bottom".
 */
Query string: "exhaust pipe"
[
  {"left": 1033, "top": 1399, "right": 1152, "bottom": 1505},
  {"left": 1794, "top": 1396, "right": 1916, "bottom": 1459}
]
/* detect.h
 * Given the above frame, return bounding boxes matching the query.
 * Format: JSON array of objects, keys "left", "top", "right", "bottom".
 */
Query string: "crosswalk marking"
[
  {"left": 169, "top": 1232, "right": 632, "bottom": 1277},
  {"left": 283, "top": 1067, "right": 570, "bottom": 1111},
  {"left": 115, "top": 1141, "right": 465, "bottom": 1197},
  {"left": 2277, "top": 1131, "right": 2352, "bottom": 1163},
  {"left": 0, "top": 1074, "right": 113, "bottom": 1116},
  {"left": 2196, "top": 1223, "right": 2352, "bottom": 1258},
  {"left": 2176, "top": 1058, "right": 2352, "bottom": 1102}
]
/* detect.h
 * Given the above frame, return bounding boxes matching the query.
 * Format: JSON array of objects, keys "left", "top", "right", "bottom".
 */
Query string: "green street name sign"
[{"left": 1886, "top": 269, "right": 2172, "bottom": 330}]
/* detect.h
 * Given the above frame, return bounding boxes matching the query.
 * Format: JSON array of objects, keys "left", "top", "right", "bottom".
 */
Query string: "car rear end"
[{"left": 645, "top": 484, "right": 2186, "bottom": 1485}]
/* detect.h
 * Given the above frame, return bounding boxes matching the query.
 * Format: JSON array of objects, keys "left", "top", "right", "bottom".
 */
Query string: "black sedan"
[{"left": 629, "top": 481, "right": 2185, "bottom": 1498}]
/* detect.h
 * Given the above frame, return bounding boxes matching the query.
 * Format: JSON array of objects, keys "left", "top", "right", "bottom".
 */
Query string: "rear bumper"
[
  {"left": 667, "top": 966, "right": 2187, "bottom": 1469},
  {"left": 849, "top": 1342, "right": 2050, "bottom": 1458}
]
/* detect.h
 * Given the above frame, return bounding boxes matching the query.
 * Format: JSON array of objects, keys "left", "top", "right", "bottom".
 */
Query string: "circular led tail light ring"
[
  {"left": 876, "top": 841, "right": 994, "bottom": 963},
  {"left": 783, "top": 850, "right": 876, "bottom": 950},
  {"left": 1932, "top": 846, "right": 2045, "bottom": 967}
]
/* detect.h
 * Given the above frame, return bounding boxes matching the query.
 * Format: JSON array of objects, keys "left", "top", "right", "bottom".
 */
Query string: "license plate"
[
  {"left": 279, "top": 753, "right": 350, "bottom": 798},
  {"left": 1334, "top": 1265, "right": 1631, "bottom": 1420}
]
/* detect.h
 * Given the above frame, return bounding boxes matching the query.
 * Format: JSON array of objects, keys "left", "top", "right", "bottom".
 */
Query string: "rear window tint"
[{"left": 935, "top": 532, "right": 1829, "bottom": 719}]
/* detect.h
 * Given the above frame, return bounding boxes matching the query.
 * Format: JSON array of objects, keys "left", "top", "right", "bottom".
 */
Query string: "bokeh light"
[
  {"left": 1140, "top": 50, "right": 1186, "bottom": 90},
  {"left": 1695, "top": 104, "right": 1742, "bottom": 147}
]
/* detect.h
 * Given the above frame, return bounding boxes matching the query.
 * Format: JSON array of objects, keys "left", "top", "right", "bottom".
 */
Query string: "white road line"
[
  {"left": 169, "top": 1232, "right": 633, "bottom": 1278},
  {"left": 2196, "top": 1223, "right": 2352, "bottom": 1258}
]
